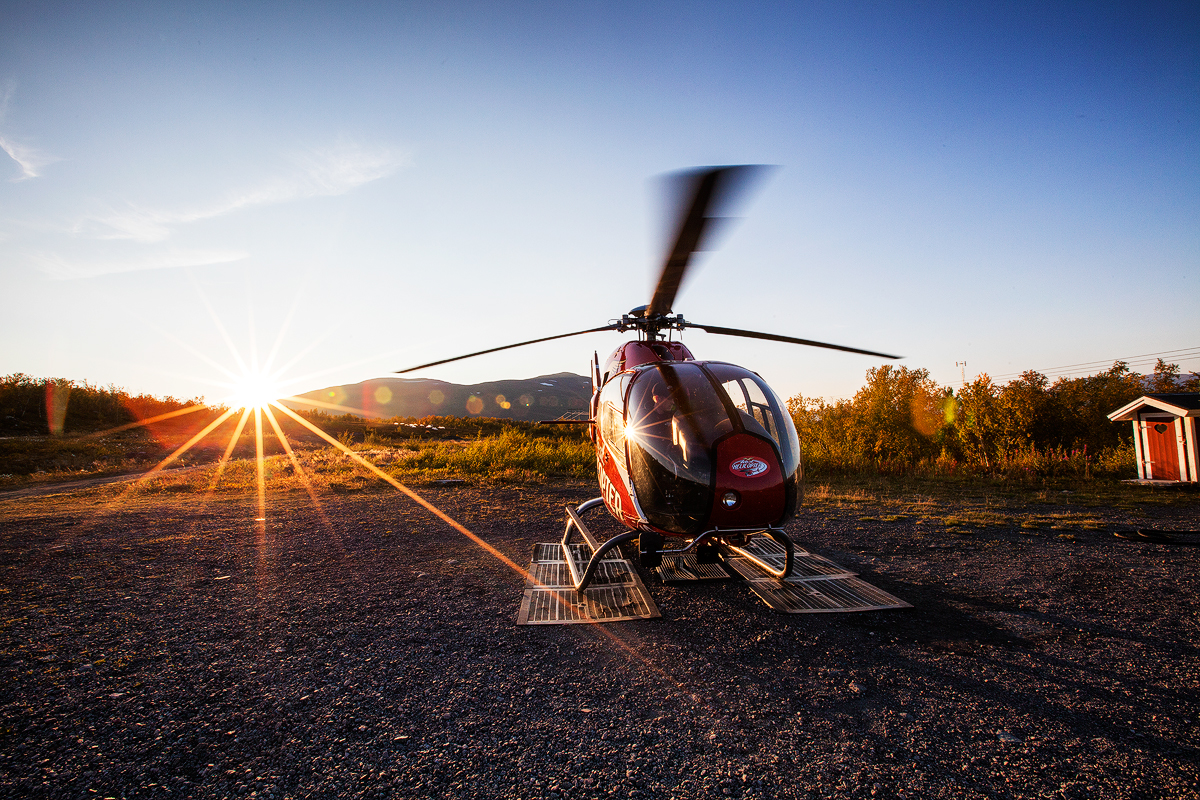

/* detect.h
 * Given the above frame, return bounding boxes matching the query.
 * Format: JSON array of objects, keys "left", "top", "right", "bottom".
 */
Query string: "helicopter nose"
[{"left": 709, "top": 434, "right": 785, "bottom": 528}]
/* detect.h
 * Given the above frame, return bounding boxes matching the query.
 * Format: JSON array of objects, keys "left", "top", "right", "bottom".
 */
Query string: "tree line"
[
  {"left": 0, "top": 373, "right": 202, "bottom": 434},
  {"left": 786, "top": 359, "right": 1196, "bottom": 479},
  {"left": 6, "top": 358, "right": 1196, "bottom": 482}
]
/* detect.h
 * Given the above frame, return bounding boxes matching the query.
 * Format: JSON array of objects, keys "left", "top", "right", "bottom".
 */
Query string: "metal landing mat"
[
  {"left": 516, "top": 544, "right": 661, "bottom": 625},
  {"left": 725, "top": 536, "right": 911, "bottom": 614},
  {"left": 656, "top": 553, "right": 731, "bottom": 582}
]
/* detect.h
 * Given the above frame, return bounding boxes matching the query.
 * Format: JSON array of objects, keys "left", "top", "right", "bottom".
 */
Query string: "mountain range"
[{"left": 281, "top": 373, "right": 593, "bottom": 421}]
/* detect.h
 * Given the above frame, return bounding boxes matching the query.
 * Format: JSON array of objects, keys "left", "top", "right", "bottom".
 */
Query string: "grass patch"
[
  {"left": 0, "top": 414, "right": 597, "bottom": 492},
  {"left": 5, "top": 412, "right": 1200, "bottom": 517},
  {"left": 60, "top": 425, "right": 598, "bottom": 496},
  {"left": 0, "top": 433, "right": 185, "bottom": 489},
  {"left": 808, "top": 472, "right": 1197, "bottom": 510},
  {"left": 803, "top": 472, "right": 1197, "bottom": 534},
  {"left": 385, "top": 429, "right": 594, "bottom": 481}
]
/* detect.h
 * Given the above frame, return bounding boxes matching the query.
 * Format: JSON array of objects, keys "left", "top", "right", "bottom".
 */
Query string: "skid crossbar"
[
  {"left": 561, "top": 498, "right": 639, "bottom": 593},
  {"left": 725, "top": 527, "right": 795, "bottom": 580}
]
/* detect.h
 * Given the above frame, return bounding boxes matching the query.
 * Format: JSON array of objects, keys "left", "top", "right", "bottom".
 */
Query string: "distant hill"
[{"left": 281, "top": 372, "right": 593, "bottom": 421}]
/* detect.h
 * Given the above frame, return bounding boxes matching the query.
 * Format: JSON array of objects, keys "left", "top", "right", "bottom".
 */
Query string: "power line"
[
  {"left": 1003, "top": 346, "right": 1200, "bottom": 376},
  {"left": 1042, "top": 351, "right": 1199, "bottom": 374},
  {"left": 961, "top": 346, "right": 1200, "bottom": 385},
  {"left": 1031, "top": 360, "right": 1200, "bottom": 382},
  {"left": 989, "top": 349, "right": 1200, "bottom": 380}
]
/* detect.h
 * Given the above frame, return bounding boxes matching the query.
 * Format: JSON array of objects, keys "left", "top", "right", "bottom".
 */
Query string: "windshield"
[
  {"left": 703, "top": 362, "right": 801, "bottom": 480},
  {"left": 624, "top": 363, "right": 729, "bottom": 534}
]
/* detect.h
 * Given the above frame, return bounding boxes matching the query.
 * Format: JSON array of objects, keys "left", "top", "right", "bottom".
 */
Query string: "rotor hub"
[{"left": 617, "top": 308, "right": 687, "bottom": 339}]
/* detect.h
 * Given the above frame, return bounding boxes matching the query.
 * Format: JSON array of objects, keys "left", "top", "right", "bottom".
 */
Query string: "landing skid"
[
  {"left": 516, "top": 501, "right": 908, "bottom": 624},
  {"left": 646, "top": 525, "right": 797, "bottom": 580},
  {"left": 559, "top": 498, "right": 641, "bottom": 592}
]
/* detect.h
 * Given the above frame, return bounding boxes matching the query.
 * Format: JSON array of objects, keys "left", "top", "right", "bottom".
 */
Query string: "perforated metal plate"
[
  {"left": 533, "top": 543, "right": 623, "bottom": 563},
  {"left": 527, "top": 559, "right": 637, "bottom": 588},
  {"left": 656, "top": 553, "right": 731, "bottom": 582},
  {"left": 734, "top": 572, "right": 912, "bottom": 613},
  {"left": 517, "top": 544, "right": 661, "bottom": 625},
  {"left": 725, "top": 536, "right": 910, "bottom": 614}
]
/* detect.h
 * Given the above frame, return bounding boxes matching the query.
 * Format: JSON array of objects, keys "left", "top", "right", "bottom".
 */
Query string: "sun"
[{"left": 227, "top": 372, "right": 282, "bottom": 411}]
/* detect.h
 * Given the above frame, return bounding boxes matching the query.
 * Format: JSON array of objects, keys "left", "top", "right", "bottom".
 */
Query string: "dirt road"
[{"left": 0, "top": 467, "right": 201, "bottom": 502}]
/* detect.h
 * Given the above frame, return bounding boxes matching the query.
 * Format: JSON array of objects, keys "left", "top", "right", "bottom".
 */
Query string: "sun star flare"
[{"left": 226, "top": 372, "right": 284, "bottom": 411}]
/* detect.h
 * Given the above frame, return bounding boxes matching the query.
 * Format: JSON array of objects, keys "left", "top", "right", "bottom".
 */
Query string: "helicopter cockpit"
[
  {"left": 618, "top": 361, "right": 802, "bottom": 535},
  {"left": 705, "top": 361, "right": 801, "bottom": 474}
]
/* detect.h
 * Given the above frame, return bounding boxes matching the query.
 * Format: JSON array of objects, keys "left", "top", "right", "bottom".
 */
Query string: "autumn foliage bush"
[
  {"left": 787, "top": 360, "right": 1195, "bottom": 480},
  {"left": 0, "top": 373, "right": 202, "bottom": 433}
]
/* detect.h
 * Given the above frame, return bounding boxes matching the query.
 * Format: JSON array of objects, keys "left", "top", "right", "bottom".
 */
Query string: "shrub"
[
  {"left": 0, "top": 373, "right": 203, "bottom": 434},
  {"left": 787, "top": 359, "right": 1181, "bottom": 481}
]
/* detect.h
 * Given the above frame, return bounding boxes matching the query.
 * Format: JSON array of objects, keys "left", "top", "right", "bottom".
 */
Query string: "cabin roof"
[{"left": 1108, "top": 393, "right": 1200, "bottom": 422}]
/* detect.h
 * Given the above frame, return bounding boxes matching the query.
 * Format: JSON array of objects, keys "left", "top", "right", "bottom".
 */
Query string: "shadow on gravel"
[
  {"left": 937, "top": 590, "right": 1200, "bottom": 658},
  {"left": 813, "top": 578, "right": 1200, "bottom": 762}
]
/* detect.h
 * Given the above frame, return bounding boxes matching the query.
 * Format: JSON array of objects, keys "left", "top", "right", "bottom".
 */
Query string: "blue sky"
[{"left": 1, "top": 1, "right": 1196, "bottom": 407}]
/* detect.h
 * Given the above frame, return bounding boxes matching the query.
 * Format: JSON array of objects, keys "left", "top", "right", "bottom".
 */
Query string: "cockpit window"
[
  {"left": 704, "top": 362, "right": 801, "bottom": 479},
  {"left": 719, "top": 374, "right": 778, "bottom": 441},
  {"left": 624, "top": 363, "right": 729, "bottom": 534},
  {"left": 598, "top": 375, "right": 627, "bottom": 456}
]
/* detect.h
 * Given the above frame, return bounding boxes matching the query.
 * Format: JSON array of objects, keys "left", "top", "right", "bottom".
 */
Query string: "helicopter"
[{"left": 397, "top": 166, "right": 898, "bottom": 593}]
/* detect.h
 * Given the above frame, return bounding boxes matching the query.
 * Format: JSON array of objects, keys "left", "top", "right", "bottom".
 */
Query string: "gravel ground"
[{"left": 1, "top": 479, "right": 1198, "bottom": 799}]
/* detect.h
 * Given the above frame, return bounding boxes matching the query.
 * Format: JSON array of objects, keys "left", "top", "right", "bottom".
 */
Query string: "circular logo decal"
[{"left": 729, "top": 457, "right": 770, "bottom": 478}]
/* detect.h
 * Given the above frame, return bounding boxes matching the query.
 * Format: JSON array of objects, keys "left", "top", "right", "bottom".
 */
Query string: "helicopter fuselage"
[{"left": 590, "top": 340, "right": 803, "bottom": 544}]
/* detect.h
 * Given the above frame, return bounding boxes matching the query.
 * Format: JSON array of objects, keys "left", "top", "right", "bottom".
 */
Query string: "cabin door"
[{"left": 1144, "top": 418, "right": 1181, "bottom": 481}]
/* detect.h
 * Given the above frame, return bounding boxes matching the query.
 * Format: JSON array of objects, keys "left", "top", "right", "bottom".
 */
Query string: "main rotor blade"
[
  {"left": 648, "top": 165, "right": 774, "bottom": 317},
  {"left": 682, "top": 322, "right": 901, "bottom": 360},
  {"left": 395, "top": 325, "right": 622, "bottom": 374}
]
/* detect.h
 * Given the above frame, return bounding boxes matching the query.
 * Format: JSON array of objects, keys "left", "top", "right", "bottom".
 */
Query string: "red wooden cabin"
[{"left": 1108, "top": 393, "right": 1200, "bottom": 482}]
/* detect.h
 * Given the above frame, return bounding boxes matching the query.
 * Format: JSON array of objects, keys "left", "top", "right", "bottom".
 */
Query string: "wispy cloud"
[
  {"left": 78, "top": 139, "right": 406, "bottom": 242},
  {"left": 33, "top": 248, "right": 249, "bottom": 280},
  {"left": 0, "top": 80, "right": 61, "bottom": 181},
  {"left": 1, "top": 136, "right": 60, "bottom": 180},
  {"left": 7, "top": 135, "right": 403, "bottom": 279}
]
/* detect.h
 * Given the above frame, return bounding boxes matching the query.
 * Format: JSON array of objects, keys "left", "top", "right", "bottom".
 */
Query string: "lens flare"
[{"left": 227, "top": 372, "right": 282, "bottom": 411}]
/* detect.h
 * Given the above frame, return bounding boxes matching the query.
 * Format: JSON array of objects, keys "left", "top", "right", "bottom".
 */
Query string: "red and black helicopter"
[{"left": 398, "top": 166, "right": 897, "bottom": 591}]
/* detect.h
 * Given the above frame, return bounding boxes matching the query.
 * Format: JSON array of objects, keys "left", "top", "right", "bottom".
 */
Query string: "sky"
[{"left": 1, "top": 1, "right": 1197, "bottom": 408}]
